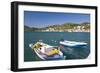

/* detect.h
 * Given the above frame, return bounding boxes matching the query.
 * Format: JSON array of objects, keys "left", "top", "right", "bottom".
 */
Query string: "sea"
[{"left": 24, "top": 32, "right": 90, "bottom": 62}]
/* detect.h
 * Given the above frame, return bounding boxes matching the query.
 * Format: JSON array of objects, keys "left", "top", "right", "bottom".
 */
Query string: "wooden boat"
[{"left": 29, "top": 42, "right": 65, "bottom": 60}]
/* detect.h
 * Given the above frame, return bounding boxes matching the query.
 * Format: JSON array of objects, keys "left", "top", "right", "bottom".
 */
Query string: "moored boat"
[
  {"left": 59, "top": 40, "right": 87, "bottom": 47},
  {"left": 29, "top": 42, "right": 65, "bottom": 60}
]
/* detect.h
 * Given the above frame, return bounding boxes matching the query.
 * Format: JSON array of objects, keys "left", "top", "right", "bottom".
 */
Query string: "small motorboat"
[
  {"left": 59, "top": 40, "right": 87, "bottom": 47},
  {"left": 29, "top": 42, "right": 65, "bottom": 60}
]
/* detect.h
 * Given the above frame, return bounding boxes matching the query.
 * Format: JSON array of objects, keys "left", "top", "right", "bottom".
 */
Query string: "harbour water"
[{"left": 24, "top": 32, "right": 90, "bottom": 62}]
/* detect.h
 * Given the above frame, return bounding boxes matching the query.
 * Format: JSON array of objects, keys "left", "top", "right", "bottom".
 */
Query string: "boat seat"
[{"left": 45, "top": 49, "right": 59, "bottom": 56}]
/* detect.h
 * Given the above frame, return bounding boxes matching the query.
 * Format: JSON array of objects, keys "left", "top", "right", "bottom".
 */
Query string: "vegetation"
[{"left": 24, "top": 22, "right": 90, "bottom": 32}]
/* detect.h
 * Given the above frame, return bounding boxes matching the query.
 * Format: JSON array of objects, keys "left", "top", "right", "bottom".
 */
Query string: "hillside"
[{"left": 24, "top": 22, "right": 90, "bottom": 32}]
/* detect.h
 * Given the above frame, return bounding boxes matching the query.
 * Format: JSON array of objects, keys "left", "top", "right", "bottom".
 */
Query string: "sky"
[{"left": 24, "top": 11, "right": 90, "bottom": 28}]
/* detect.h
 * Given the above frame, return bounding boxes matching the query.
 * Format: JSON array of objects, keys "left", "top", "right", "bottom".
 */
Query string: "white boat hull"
[
  {"left": 60, "top": 40, "right": 87, "bottom": 47},
  {"left": 29, "top": 42, "right": 65, "bottom": 60}
]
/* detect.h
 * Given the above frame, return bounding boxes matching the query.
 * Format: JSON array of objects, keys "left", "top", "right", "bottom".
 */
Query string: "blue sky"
[{"left": 24, "top": 11, "right": 90, "bottom": 28}]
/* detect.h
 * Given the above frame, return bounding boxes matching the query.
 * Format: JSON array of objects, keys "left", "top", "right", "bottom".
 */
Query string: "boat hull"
[
  {"left": 60, "top": 40, "right": 87, "bottom": 48},
  {"left": 29, "top": 42, "right": 65, "bottom": 60}
]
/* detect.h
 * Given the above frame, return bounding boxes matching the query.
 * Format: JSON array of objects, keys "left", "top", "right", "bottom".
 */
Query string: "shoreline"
[{"left": 24, "top": 31, "right": 90, "bottom": 33}]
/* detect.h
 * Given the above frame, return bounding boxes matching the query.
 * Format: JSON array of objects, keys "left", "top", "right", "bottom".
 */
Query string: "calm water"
[{"left": 24, "top": 32, "right": 90, "bottom": 62}]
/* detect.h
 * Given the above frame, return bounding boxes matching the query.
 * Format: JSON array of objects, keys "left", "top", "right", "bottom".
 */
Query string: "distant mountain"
[
  {"left": 24, "top": 25, "right": 39, "bottom": 32},
  {"left": 24, "top": 25, "right": 30, "bottom": 30},
  {"left": 24, "top": 22, "right": 90, "bottom": 32},
  {"left": 81, "top": 22, "right": 90, "bottom": 25}
]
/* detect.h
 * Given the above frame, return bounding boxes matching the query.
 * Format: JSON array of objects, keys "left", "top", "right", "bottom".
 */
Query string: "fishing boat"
[
  {"left": 29, "top": 42, "right": 65, "bottom": 60},
  {"left": 59, "top": 40, "right": 87, "bottom": 47}
]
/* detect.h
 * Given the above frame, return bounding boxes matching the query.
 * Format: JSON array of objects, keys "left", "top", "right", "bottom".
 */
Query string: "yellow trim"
[{"left": 46, "top": 49, "right": 59, "bottom": 56}]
